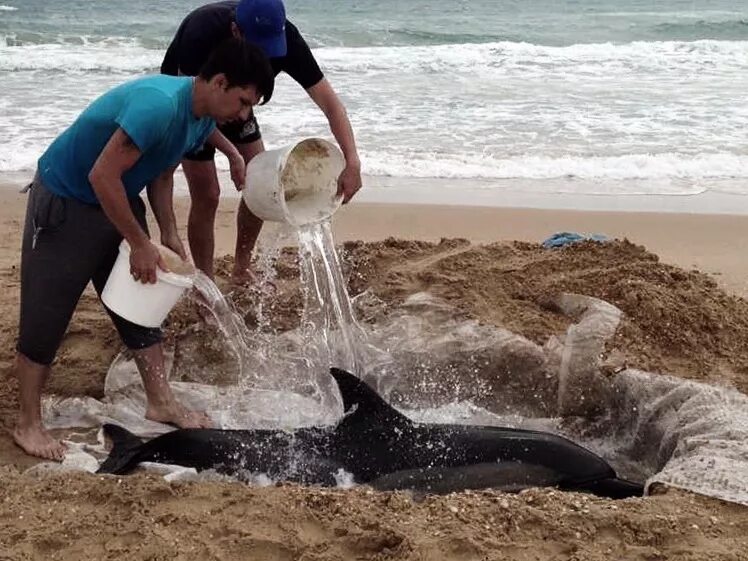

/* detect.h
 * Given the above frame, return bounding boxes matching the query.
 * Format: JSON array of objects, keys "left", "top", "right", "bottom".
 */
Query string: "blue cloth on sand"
[{"left": 542, "top": 232, "right": 609, "bottom": 249}]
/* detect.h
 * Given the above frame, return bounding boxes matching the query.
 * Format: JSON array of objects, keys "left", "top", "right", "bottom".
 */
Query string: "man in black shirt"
[{"left": 162, "top": 0, "right": 362, "bottom": 282}]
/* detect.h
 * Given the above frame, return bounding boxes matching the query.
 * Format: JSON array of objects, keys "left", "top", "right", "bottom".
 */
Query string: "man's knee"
[
  {"left": 123, "top": 332, "right": 163, "bottom": 351},
  {"left": 192, "top": 185, "right": 220, "bottom": 213},
  {"left": 106, "top": 308, "right": 163, "bottom": 350},
  {"left": 16, "top": 343, "right": 55, "bottom": 368},
  {"left": 185, "top": 165, "right": 221, "bottom": 214},
  {"left": 237, "top": 138, "right": 264, "bottom": 164}
]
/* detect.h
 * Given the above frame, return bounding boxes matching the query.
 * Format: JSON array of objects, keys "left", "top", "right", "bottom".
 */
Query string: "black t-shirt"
[{"left": 161, "top": 0, "right": 324, "bottom": 90}]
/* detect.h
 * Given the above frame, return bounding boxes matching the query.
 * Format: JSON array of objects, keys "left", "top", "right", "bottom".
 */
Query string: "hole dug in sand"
[{"left": 36, "top": 291, "right": 748, "bottom": 507}]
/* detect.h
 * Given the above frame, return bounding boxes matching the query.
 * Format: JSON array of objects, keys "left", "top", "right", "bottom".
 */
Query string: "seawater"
[
  {"left": 191, "top": 218, "right": 369, "bottom": 415},
  {"left": 2, "top": 0, "right": 748, "bottom": 196}
]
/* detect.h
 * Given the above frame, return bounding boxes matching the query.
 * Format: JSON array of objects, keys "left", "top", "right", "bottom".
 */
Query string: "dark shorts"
[
  {"left": 184, "top": 112, "right": 262, "bottom": 161},
  {"left": 17, "top": 176, "right": 163, "bottom": 366}
]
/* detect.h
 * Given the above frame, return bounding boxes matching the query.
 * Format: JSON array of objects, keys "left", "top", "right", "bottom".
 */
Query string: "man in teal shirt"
[{"left": 14, "top": 38, "right": 274, "bottom": 460}]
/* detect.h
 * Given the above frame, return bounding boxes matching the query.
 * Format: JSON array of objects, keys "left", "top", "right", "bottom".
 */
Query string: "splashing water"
[
  {"left": 252, "top": 222, "right": 297, "bottom": 333},
  {"left": 191, "top": 271, "right": 254, "bottom": 377},
  {"left": 189, "top": 218, "right": 376, "bottom": 417}
]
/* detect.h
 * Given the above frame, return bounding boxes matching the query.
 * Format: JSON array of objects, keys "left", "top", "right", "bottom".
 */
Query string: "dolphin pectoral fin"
[
  {"left": 96, "top": 424, "right": 145, "bottom": 475},
  {"left": 368, "top": 463, "right": 565, "bottom": 495}
]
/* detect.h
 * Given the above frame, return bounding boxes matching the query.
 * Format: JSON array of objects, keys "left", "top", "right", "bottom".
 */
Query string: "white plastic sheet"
[{"left": 37, "top": 292, "right": 748, "bottom": 506}]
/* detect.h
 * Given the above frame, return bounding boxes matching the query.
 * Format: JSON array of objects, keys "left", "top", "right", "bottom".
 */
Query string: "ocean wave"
[
  {"left": 306, "top": 27, "right": 511, "bottom": 49},
  {"left": 361, "top": 151, "right": 748, "bottom": 181},
  {"left": 653, "top": 18, "right": 748, "bottom": 40},
  {"left": 0, "top": 32, "right": 160, "bottom": 48},
  {"left": 5, "top": 133, "right": 744, "bottom": 183},
  {"left": 314, "top": 39, "right": 748, "bottom": 76},
  {"left": 382, "top": 27, "right": 513, "bottom": 46},
  {"left": 0, "top": 5, "right": 18, "bottom": 11},
  {"left": 0, "top": 39, "right": 161, "bottom": 72},
  {"left": 2, "top": 34, "right": 747, "bottom": 75}
]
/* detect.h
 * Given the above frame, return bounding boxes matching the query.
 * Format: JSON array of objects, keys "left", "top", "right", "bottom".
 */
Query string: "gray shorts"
[{"left": 17, "top": 175, "right": 163, "bottom": 366}]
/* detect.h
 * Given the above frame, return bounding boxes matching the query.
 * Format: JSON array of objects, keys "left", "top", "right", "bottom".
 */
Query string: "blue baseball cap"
[{"left": 235, "top": 0, "right": 287, "bottom": 58}]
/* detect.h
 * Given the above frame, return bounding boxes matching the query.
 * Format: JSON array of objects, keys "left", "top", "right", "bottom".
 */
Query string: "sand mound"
[
  {"left": 170, "top": 239, "right": 748, "bottom": 394},
  {"left": 2, "top": 238, "right": 748, "bottom": 559}
]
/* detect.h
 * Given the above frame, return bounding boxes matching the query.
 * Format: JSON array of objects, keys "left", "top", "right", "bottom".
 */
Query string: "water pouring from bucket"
[
  {"left": 244, "top": 137, "right": 368, "bottom": 395},
  {"left": 101, "top": 241, "right": 196, "bottom": 328},
  {"left": 103, "top": 138, "right": 364, "bottom": 414},
  {"left": 100, "top": 138, "right": 346, "bottom": 340},
  {"left": 243, "top": 138, "right": 345, "bottom": 226}
]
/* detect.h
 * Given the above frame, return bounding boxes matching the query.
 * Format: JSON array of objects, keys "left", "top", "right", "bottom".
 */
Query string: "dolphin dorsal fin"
[{"left": 330, "top": 368, "right": 412, "bottom": 428}]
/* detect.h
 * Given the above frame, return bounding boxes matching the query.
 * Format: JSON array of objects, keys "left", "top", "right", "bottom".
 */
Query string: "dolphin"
[{"left": 98, "top": 368, "right": 642, "bottom": 498}]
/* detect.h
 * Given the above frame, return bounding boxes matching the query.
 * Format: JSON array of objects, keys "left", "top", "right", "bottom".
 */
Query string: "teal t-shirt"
[{"left": 38, "top": 75, "right": 215, "bottom": 204}]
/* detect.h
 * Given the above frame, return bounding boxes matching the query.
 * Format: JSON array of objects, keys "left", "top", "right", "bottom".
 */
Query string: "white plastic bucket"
[
  {"left": 243, "top": 138, "right": 345, "bottom": 226},
  {"left": 101, "top": 241, "right": 194, "bottom": 328}
]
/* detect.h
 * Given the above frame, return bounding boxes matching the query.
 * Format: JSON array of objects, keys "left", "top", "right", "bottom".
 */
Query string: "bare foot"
[
  {"left": 189, "top": 287, "right": 219, "bottom": 327},
  {"left": 231, "top": 266, "right": 277, "bottom": 292},
  {"left": 196, "top": 302, "right": 219, "bottom": 327},
  {"left": 13, "top": 424, "right": 66, "bottom": 461},
  {"left": 230, "top": 266, "right": 258, "bottom": 287},
  {"left": 146, "top": 401, "right": 213, "bottom": 429}
]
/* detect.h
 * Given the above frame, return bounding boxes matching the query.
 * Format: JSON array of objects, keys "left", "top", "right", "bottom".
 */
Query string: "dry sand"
[{"left": 1, "top": 177, "right": 747, "bottom": 560}]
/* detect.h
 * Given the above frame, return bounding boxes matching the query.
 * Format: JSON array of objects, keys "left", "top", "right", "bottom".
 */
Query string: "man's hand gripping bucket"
[{"left": 102, "top": 242, "right": 195, "bottom": 328}]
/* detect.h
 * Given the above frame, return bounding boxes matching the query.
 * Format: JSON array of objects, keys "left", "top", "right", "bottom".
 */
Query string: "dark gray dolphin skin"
[{"left": 98, "top": 368, "right": 642, "bottom": 498}]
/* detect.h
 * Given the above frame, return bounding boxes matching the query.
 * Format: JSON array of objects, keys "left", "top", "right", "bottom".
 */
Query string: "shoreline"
[
  {"left": 5, "top": 170, "right": 748, "bottom": 215},
  {"left": 2, "top": 172, "right": 747, "bottom": 298}
]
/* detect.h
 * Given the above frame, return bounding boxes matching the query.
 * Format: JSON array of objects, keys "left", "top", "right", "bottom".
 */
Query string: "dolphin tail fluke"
[
  {"left": 571, "top": 477, "right": 644, "bottom": 499},
  {"left": 96, "top": 424, "right": 144, "bottom": 475}
]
